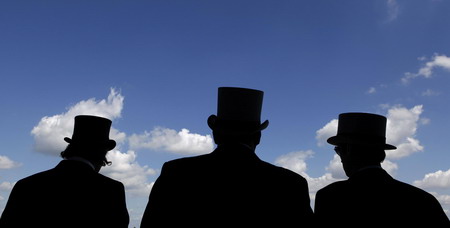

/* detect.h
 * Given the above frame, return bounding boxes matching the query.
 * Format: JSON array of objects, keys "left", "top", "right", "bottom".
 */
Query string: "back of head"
[
  {"left": 327, "top": 112, "right": 396, "bottom": 176},
  {"left": 207, "top": 87, "right": 269, "bottom": 146},
  {"left": 61, "top": 115, "right": 116, "bottom": 166}
]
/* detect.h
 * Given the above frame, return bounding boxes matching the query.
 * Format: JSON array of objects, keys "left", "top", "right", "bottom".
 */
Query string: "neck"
[
  {"left": 66, "top": 156, "right": 96, "bottom": 171},
  {"left": 347, "top": 164, "right": 382, "bottom": 177},
  {"left": 219, "top": 142, "right": 256, "bottom": 152}
]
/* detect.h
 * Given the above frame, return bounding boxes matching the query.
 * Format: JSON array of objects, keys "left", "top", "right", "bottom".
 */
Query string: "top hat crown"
[
  {"left": 208, "top": 87, "right": 269, "bottom": 133},
  {"left": 327, "top": 112, "right": 396, "bottom": 150},
  {"left": 64, "top": 115, "right": 116, "bottom": 150}
]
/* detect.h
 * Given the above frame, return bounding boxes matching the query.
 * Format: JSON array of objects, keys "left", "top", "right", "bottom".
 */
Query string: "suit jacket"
[
  {"left": 141, "top": 145, "right": 314, "bottom": 227},
  {"left": 315, "top": 167, "right": 450, "bottom": 227},
  {"left": 0, "top": 160, "right": 129, "bottom": 228}
]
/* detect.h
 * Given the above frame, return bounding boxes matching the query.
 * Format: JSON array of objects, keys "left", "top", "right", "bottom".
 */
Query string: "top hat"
[
  {"left": 64, "top": 115, "right": 116, "bottom": 151},
  {"left": 207, "top": 87, "right": 269, "bottom": 134},
  {"left": 327, "top": 112, "right": 396, "bottom": 150}
]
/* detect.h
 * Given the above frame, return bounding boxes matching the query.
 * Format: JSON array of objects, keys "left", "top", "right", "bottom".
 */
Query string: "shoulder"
[
  {"left": 264, "top": 160, "right": 303, "bottom": 176},
  {"left": 162, "top": 154, "right": 210, "bottom": 169},
  {"left": 391, "top": 178, "right": 437, "bottom": 199},
  {"left": 255, "top": 160, "right": 309, "bottom": 185},
  {"left": 317, "top": 180, "right": 348, "bottom": 196},
  {"left": 168, "top": 154, "right": 210, "bottom": 163},
  {"left": 13, "top": 168, "right": 55, "bottom": 186},
  {"left": 95, "top": 172, "right": 125, "bottom": 188}
]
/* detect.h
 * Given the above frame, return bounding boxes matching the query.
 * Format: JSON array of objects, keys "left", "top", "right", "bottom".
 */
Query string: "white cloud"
[
  {"left": 324, "top": 153, "right": 398, "bottom": 179},
  {"left": 0, "top": 156, "right": 21, "bottom": 169},
  {"left": 433, "top": 193, "right": 450, "bottom": 206},
  {"left": 0, "top": 182, "right": 14, "bottom": 203},
  {"left": 385, "top": 105, "right": 424, "bottom": 159},
  {"left": 29, "top": 88, "right": 159, "bottom": 197},
  {"left": 307, "top": 173, "right": 337, "bottom": 202},
  {"left": 310, "top": 105, "right": 422, "bottom": 185},
  {"left": 402, "top": 54, "right": 450, "bottom": 84},
  {"left": 274, "top": 150, "right": 313, "bottom": 176},
  {"left": 389, "top": 137, "right": 423, "bottom": 159},
  {"left": 31, "top": 88, "right": 124, "bottom": 155},
  {"left": 413, "top": 169, "right": 450, "bottom": 189},
  {"left": 101, "top": 150, "right": 156, "bottom": 197},
  {"left": 325, "top": 154, "right": 346, "bottom": 180},
  {"left": 315, "top": 119, "right": 338, "bottom": 147},
  {"left": 129, "top": 127, "right": 214, "bottom": 155},
  {"left": 274, "top": 150, "right": 340, "bottom": 200},
  {"left": 381, "top": 159, "right": 398, "bottom": 176},
  {"left": 315, "top": 105, "right": 425, "bottom": 159}
]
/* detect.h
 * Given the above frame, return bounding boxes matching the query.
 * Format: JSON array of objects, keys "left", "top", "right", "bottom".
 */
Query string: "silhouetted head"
[
  {"left": 61, "top": 115, "right": 116, "bottom": 172},
  {"left": 208, "top": 87, "right": 269, "bottom": 149},
  {"left": 327, "top": 113, "right": 396, "bottom": 177}
]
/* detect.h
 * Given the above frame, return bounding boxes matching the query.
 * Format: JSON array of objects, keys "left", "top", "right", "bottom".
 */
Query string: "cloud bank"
[
  {"left": 31, "top": 88, "right": 124, "bottom": 155},
  {"left": 315, "top": 105, "right": 425, "bottom": 160},
  {"left": 279, "top": 104, "right": 426, "bottom": 202},
  {"left": 102, "top": 150, "right": 156, "bottom": 196},
  {"left": 29, "top": 88, "right": 214, "bottom": 197},
  {"left": 385, "top": 105, "right": 424, "bottom": 159}
]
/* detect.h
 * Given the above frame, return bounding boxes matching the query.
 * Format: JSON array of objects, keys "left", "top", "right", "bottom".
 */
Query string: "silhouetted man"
[
  {"left": 0, "top": 115, "right": 129, "bottom": 228},
  {"left": 141, "top": 87, "right": 313, "bottom": 227},
  {"left": 314, "top": 112, "right": 450, "bottom": 227}
]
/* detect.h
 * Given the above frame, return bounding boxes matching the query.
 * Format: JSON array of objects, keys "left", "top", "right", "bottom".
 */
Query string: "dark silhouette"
[
  {"left": 141, "top": 87, "right": 314, "bottom": 227},
  {"left": 314, "top": 112, "right": 450, "bottom": 227},
  {"left": 0, "top": 115, "right": 129, "bottom": 228}
]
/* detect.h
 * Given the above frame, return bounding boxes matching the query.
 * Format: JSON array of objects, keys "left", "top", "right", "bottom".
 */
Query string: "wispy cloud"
[
  {"left": 402, "top": 54, "right": 450, "bottom": 84},
  {"left": 366, "top": 87, "right": 377, "bottom": 94},
  {"left": 386, "top": 0, "right": 400, "bottom": 22},
  {"left": 422, "top": 89, "right": 441, "bottom": 97}
]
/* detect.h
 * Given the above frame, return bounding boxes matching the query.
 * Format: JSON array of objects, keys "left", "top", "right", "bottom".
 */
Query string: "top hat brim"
[
  {"left": 207, "top": 115, "right": 269, "bottom": 134},
  {"left": 64, "top": 137, "right": 116, "bottom": 151},
  {"left": 327, "top": 135, "right": 396, "bottom": 150}
]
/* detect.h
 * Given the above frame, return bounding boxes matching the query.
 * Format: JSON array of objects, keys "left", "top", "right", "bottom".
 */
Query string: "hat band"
[
  {"left": 332, "top": 133, "right": 387, "bottom": 145},
  {"left": 215, "top": 119, "right": 261, "bottom": 129},
  {"left": 64, "top": 137, "right": 116, "bottom": 150}
]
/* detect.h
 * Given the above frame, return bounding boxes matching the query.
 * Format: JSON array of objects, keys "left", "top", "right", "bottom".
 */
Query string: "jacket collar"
[
  {"left": 212, "top": 144, "right": 260, "bottom": 161},
  {"left": 349, "top": 166, "right": 393, "bottom": 182},
  {"left": 56, "top": 159, "right": 96, "bottom": 173},
  {"left": 65, "top": 156, "right": 95, "bottom": 170}
]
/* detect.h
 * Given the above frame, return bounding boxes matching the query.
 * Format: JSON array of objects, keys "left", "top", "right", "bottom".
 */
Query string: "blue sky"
[{"left": 1, "top": 1, "right": 450, "bottom": 226}]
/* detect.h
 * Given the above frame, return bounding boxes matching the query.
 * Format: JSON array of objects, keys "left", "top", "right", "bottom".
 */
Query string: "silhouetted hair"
[{"left": 60, "top": 143, "right": 112, "bottom": 166}]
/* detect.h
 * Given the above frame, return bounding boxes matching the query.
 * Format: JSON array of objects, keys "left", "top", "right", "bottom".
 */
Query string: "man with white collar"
[
  {"left": 0, "top": 115, "right": 129, "bottom": 228},
  {"left": 314, "top": 112, "right": 449, "bottom": 227}
]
